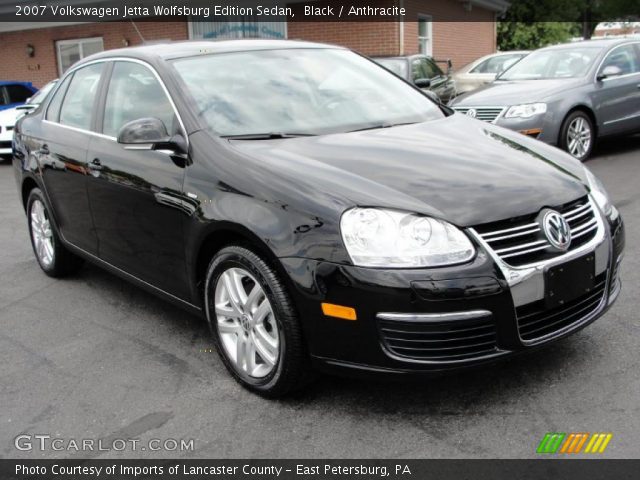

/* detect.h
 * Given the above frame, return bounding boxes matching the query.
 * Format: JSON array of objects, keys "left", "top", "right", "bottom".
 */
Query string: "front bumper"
[
  {"left": 280, "top": 207, "right": 624, "bottom": 376},
  {"left": 494, "top": 113, "right": 561, "bottom": 145},
  {"left": 0, "top": 127, "right": 13, "bottom": 154}
]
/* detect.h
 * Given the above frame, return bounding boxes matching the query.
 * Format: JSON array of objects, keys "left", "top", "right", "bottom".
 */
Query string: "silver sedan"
[
  {"left": 452, "top": 51, "right": 529, "bottom": 95},
  {"left": 450, "top": 39, "right": 640, "bottom": 161}
]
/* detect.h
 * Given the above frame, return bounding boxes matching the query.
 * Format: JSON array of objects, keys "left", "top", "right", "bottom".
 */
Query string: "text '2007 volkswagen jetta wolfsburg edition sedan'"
[{"left": 13, "top": 40, "right": 624, "bottom": 397}]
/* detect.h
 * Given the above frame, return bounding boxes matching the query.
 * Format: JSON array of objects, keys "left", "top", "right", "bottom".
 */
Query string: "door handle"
[{"left": 89, "top": 158, "right": 103, "bottom": 171}]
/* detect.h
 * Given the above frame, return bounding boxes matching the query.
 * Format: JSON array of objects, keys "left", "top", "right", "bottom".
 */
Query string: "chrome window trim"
[
  {"left": 42, "top": 119, "right": 116, "bottom": 140},
  {"left": 593, "top": 41, "right": 640, "bottom": 83},
  {"left": 43, "top": 56, "right": 189, "bottom": 148}
]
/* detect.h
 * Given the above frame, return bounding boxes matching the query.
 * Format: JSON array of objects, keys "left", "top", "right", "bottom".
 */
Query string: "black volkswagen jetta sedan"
[{"left": 13, "top": 40, "right": 624, "bottom": 397}]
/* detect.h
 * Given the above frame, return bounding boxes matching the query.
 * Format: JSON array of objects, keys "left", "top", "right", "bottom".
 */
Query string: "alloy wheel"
[
  {"left": 566, "top": 116, "right": 592, "bottom": 159},
  {"left": 30, "top": 199, "right": 54, "bottom": 268},
  {"left": 214, "top": 267, "right": 280, "bottom": 378}
]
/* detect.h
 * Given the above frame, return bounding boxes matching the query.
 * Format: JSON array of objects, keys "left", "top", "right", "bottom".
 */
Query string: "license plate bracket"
[{"left": 545, "top": 254, "right": 596, "bottom": 309}]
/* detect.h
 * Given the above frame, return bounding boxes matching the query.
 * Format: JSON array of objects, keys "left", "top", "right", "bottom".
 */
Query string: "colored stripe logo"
[{"left": 537, "top": 433, "right": 612, "bottom": 454}]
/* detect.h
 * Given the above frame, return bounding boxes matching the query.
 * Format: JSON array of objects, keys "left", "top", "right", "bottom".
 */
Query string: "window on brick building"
[
  {"left": 418, "top": 16, "right": 433, "bottom": 56},
  {"left": 56, "top": 37, "right": 104, "bottom": 74}
]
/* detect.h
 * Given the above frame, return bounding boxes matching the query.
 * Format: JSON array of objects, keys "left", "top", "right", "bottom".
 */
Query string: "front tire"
[
  {"left": 27, "top": 188, "right": 83, "bottom": 277},
  {"left": 204, "top": 246, "right": 310, "bottom": 397},
  {"left": 559, "top": 110, "right": 595, "bottom": 161}
]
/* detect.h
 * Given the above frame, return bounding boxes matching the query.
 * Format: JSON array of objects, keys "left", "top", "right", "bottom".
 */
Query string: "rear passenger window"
[
  {"left": 59, "top": 63, "right": 104, "bottom": 130},
  {"left": 102, "top": 61, "right": 176, "bottom": 138},
  {"left": 5, "top": 84, "right": 33, "bottom": 103},
  {"left": 46, "top": 75, "right": 72, "bottom": 122}
]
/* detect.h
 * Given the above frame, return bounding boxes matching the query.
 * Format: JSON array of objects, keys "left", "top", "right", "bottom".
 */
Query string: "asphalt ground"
[{"left": 0, "top": 136, "right": 639, "bottom": 459}]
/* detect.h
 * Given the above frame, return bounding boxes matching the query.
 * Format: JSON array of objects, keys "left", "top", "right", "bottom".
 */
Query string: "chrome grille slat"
[
  {"left": 500, "top": 244, "right": 550, "bottom": 259},
  {"left": 565, "top": 203, "right": 591, "bottom": 220},
  {"left": 453, "top": 106, "right": 505, "bottom": 123},
  {"left": 572, "top": 223, "right": 598, "bottom": 239},
  {"left": 473, "top": 197, "right": 598, "bottom": 267},
  {"left": 495, "top": 239, "right": 548, "bottom": 255},
  {"left": 482, "top": 227, "right": 541, "bottom": 242},
  {"left": 481, "top": 222, "right": 539, "bottom": 239},
  {"left": 572, "top": 217, "right": 597, "bottom": 234}
]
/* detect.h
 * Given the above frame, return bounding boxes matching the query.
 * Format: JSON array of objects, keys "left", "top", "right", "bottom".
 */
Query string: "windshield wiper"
[
  {"left": 222, "top": 132, "right": 316, "bottom": 140},
  {"left": 347, "top": 122, "right": 418, "bottom": 133}
]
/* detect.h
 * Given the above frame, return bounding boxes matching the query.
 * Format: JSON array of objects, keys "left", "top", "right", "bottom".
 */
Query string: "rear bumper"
[{"left": 280, "top": 210, "right": 624, "bottom": 376}]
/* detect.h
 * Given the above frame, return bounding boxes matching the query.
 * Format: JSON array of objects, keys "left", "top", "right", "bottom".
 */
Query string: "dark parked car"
[
  {"left": 450, "top": 39, "right": 640, "bottom": 161},
  {"left": 374, "top": 54, "right": 457, "bottom": 103},
  {"left": 0, "top": 81, "right": 38, "bottom": 112},
  {"left": 13, "top": 40, "right": 624, "bottom": 397}
]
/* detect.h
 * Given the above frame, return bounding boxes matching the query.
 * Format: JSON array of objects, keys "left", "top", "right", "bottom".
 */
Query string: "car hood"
[
  {"left": 227, "top": 114, "right": 588, "bottom": 227},
  {"left": 450, "top": 78, "right": 583, "bottom": 106}
]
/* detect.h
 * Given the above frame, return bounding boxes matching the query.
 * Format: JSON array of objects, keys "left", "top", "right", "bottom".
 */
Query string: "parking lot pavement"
[{"left": 1, "top": 137, "right": 639, "bottom": 459}]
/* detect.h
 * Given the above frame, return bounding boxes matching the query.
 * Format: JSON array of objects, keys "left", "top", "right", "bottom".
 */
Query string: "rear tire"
[
  {"left": 204, "top": 245, "right": 311, "bottom": 397},
  {"left": 559, "top": 110, "right": 595, "bottom": 161},
  {"left": 26, "top": 188, "right": 84, "bottom": 277}
]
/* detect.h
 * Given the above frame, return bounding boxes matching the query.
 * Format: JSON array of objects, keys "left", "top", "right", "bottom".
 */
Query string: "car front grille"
[
  {"left": 453, "top": 106, "right": 505, "bottom": 123},
  {"left": 378, "top": 316, "right": 498, "bottom": 361},
  {"left": 516, "top": 272, "right": 607, "bottom": 341},
  {"left": 473, "top": 196, "right": 598, "bottom": 267},
  {"left": 0, "top": 141, "right": 11, "bottom": 149}
]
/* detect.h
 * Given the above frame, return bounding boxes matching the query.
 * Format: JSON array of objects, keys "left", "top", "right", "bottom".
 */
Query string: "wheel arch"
[
  {"left": 560, "top": 105, "right": 598, "bottom": 143},
  {"left": 191, "top": 222, "right": 289, "bottom": 303},
  {"left": 21, "top": 176, "right": 39, "bottom": 212}
]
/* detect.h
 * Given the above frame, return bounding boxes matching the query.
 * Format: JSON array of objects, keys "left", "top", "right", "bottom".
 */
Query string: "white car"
[
  {"left": 452, "top": 51, "right": 529, "bottom": 96},
  {"left": 0, "top": 80, "right": 57, "bottom": 157}
]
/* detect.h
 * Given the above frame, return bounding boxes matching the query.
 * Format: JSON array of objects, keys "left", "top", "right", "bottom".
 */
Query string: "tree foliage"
[
  {"left": 497, "top": 22, "right": 579, "bottom": 50},
  {"left": 497, "top": 0, "right": 639, "bottom": 51}
]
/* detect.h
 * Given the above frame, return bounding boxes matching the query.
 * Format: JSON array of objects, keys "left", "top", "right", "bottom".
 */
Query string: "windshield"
[
  {"left": 498, "top": 47, "right": 600, "bottom": 80},
  {"left": 27, "top": 80, "right": 57, "bottom": 105},
  {"left": 171, "top": 49, "right": 443, "bottom": 137},
  {"left": 374, "top": 58, "right": 409, "bottom": 78}
]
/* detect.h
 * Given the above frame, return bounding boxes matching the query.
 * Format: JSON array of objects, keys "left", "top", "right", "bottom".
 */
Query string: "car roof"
[
  {"left": 76, "top": 39, "right": 343, "bottom": 66},
  {"left": 373, "top": 55, "right": 425, "bottom": 61},
  {"left": 541, "top": 38, "right": 639, "bottom": 51}
]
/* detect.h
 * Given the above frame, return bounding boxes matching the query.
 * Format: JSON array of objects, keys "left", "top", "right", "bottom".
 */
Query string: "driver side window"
[
  {"left": 102, "top": 61, "right": 176, "bottom": 138},
  {"left": 599, "top": 45, "right": 640, "bottom": 76}
]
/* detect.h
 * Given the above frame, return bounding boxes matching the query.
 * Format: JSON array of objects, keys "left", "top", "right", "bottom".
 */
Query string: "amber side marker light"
[
  {"left": 519, "top": 128, "right": 543, "bottom": 138},
  {"left": 321, "top": 303, "right": 357, "bottom": 320}
]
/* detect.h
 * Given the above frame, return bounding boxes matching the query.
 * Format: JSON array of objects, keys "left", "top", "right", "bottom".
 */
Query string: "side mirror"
[
  {"left": 597, "top": 65, "right": 623, "bottom": 81},
  {"left": 117, "top": 117, "right": 186, "bottom": 154},
  {"left": 415, "top": 78, "right": 431, "bottom": 89},
  {"left": 117, "top": 117, "right": 170, "bottom": 144}
]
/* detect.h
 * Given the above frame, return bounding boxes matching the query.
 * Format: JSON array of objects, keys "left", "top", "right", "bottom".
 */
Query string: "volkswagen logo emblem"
[
  {"left": 542, "top": 210, "right": 571, "bottom": 251},
  {"left": 466, "top": 108, "right": 477, "bottom": 118}
]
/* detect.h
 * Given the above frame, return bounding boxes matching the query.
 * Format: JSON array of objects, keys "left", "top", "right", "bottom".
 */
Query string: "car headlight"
[
  {"left": 504, "top": 103, "right": 547, "bottom": 119},
  {"left": 340, "top": 208, "right": 475, "bottom": 268},
  {"left": 584, "top": 167, "right": 613, "bottom": 217}
]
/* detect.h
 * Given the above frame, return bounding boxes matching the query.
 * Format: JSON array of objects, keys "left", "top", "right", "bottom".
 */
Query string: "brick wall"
[
  {"left": 403, "top": 0, "right": 496, "bottom": 70},
  {"left": 0, "top": 21, "right": 188, "bottom": 87},
  {"left": 287, "top": 22, "right": 399, "bottom": 56},
  {"left": 289, "top": 1, "right": 496, "bottom": 68}
]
